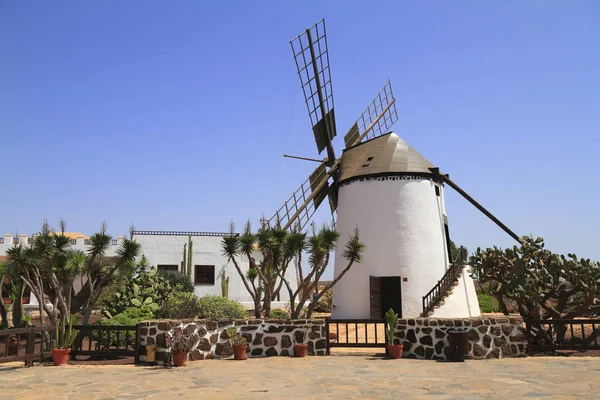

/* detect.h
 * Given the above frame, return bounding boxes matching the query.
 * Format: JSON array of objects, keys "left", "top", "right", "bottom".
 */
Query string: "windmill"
[{"left": 266, "top": 19, "right": 521, "bottom": 319}]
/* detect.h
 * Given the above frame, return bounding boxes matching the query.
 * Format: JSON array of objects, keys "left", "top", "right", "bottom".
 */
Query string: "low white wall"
[{"left": 432, "top": 266, "right": 481, "bottom": 318}]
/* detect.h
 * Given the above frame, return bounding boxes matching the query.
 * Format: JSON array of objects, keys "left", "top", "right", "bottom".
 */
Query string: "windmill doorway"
[{"left": 369, "top": 276, "right": 402, "bottom": 319}]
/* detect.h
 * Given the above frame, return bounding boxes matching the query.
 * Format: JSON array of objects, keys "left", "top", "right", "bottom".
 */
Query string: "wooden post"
[{"left": 134, "top": 324, "right": 140, "bottom": 364}]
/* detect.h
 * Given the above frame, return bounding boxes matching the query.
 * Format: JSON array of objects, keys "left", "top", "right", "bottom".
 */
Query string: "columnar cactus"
[
  {"left": 187, "top": 235, "right": 193, "bottom": 280},
  {"left": 221, "top": 270, "right": 230, "bottom": 298},
  {"left": 181, "top": 243, "right": 187, "bottom": 275}
]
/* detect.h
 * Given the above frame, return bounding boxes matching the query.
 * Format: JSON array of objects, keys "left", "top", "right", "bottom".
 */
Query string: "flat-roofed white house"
[
  {"left": 2, "top": 230, "right": 299, "bottom": 311},
  {"left": 131, "top": 230, "right": 298, "bottom": 309}
]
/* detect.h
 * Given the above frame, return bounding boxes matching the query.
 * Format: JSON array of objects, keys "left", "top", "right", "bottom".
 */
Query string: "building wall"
[
  {"left": 133, "top": 232, "right": 298, "bottom": 309},
  {"left": 432, "top": 266, "right": 481, "bottom": 318},
  {"left": 331, "top": 177, "right": 450, "bottom": 319}
]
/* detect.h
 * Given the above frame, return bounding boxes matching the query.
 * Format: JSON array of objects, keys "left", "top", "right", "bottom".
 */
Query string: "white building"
[
  {"left": 132, "top": 230, "right": 297, "bottom": 309},
  {"left": 331, "top": 133, "right": 481, "bottom": 319},
  {"left": 1, "top": 230, "right": 298, "bottom": 311}
]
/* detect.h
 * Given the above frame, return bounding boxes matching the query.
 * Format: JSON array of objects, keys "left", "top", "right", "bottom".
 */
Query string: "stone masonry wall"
[
  {"left": 137, "top": 319, "right": 326, "bottom": 364},
  {"left": 395, "top": 316, "right": 526, "bottom": 359}
]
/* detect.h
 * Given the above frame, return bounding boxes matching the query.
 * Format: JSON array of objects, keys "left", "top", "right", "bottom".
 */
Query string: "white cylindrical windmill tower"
[{"left": 331, "top": 132, "right": 481, "bottom": 319}]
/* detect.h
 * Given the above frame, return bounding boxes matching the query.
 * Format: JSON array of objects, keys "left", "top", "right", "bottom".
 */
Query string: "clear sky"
[{"left": 1, "top": 1, "right": 599, "bottom": 275}]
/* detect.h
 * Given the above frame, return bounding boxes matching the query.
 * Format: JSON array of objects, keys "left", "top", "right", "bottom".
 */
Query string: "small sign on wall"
[{"left": 402, "top": 277, "right": 408, "bottom": 282}]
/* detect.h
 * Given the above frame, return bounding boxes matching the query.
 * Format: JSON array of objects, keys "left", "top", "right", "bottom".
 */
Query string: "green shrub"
[
  {"left": 102, "top": 266, "right": 173, "bottom": 318},
  {"left": 95, "top": 307, "right": 154, "bottom": 348},
  {"left": 269, "top": 309, "right": 290, "bottom": 319},
  {"left": 160, "top": 292, "right": 203, "bottom": 319},
  {"left": 158, "top": 270, "right": 194, "bottom": 293},
  {"left": 197, "top": 295, "right": 246, "bottom": 320},
  {"left": 478, "top": 294, "right": 500, "bottom": 313},
  {"left": 315, "top": 288, "right": 332, "bottom": 313}
]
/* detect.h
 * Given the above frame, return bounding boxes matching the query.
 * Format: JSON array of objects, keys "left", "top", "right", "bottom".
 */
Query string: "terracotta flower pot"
[
  {"left": 294, "top": 343, "right": 308, "bottom": 357},
  {"left": 387, "top": 344, "right": 404, "bottom": 359},
  {"left": 233, "top": 344, "right": 247, "bottom": 360},
  {"left": 172, "top": 351, "right": 188, "bottom": 367},
  {"left": 52, "top": 348, "right": 71, "bottom": 366}
]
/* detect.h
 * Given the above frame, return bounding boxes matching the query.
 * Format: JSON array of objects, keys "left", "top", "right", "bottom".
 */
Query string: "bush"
[
  {"left": 478, "top": 294, "right": 500, "bottom": 313},
  {"left": 95, "top": 307, "right": 154, "bottom": 347},
  {"left": 197, "top": 296, "right": 246, "bottom": 320},
  {"left": 158, "top": 270, "right": 194, "bottom": 293},
  {"left": 269, "top": 309, "right": 290, "bottom": 319},
  {"left": 315, "top": 288, "right": 332, "bottom": 313},
  {"left": 160, "top": 292, "right": 203, "bottom": 319},
  {"left": 102, "top": 266, "right": 173, "bottom": 318}
]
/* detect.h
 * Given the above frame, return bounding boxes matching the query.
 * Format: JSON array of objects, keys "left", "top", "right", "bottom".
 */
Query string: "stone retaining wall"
[
  {"left": 395, "top": 316, "right": 526, "bottom": 359},
  {"left": 137, "top": 319, "right": 326, "bottom": 364}
]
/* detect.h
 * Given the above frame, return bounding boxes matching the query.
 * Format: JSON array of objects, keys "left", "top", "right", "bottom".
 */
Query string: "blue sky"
[{"left": 1, "top": 1, "right": 599, "bottom": 273}]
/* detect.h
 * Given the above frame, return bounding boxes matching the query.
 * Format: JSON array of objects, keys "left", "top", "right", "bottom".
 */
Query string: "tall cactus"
[
  {"left": 221, "top": 270, "right": 229, "bottom": 298},
  {"left": 181, "top": 243, "right": 187, "bottom": 275},
  {"left": 187, "top": 235, "right": 193, "bottom": 280}
]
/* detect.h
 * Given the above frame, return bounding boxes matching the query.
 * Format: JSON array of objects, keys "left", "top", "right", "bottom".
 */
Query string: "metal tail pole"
[{"left": 430, "top": 168, "right": 521, "bottom": 243}]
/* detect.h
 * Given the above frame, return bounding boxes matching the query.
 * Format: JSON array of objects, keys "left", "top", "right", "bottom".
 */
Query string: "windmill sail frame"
[{"left": 290, "top": 19, "right": 337, "bottom": 163}]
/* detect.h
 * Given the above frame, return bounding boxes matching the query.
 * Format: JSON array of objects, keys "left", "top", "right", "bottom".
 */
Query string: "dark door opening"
[
  {"left": 369, "top": 276, "right": 381, "bottom": 319},
  {"left": 370, "top": 276, "right": 402, "bottom": 319}
]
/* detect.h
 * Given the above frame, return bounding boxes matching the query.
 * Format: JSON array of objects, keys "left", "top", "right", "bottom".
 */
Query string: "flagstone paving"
[{"left": 1, "top": 356, "right": 599, "bottom": 399}]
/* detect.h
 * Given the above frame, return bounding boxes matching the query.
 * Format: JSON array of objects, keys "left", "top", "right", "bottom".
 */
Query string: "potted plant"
[
  {"left": 385, "top": 308, "right": 403, "bottom": 359},
  {"left": 294, "top": 332, "right": 308, "bottom": 357},
  {"left": 227, "top": 327, "right": 248, "bottom": 360},
  {"left": 52, "top": 315, "right": 77, "bottom": 366},
  {"left": 167, "top": 326, "right": 199, "bottom": 367}
]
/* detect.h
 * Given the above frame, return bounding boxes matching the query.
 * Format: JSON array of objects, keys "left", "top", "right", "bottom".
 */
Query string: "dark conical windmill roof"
[{"left": 337, "top": 132, "right": 435, "bottom": 184}]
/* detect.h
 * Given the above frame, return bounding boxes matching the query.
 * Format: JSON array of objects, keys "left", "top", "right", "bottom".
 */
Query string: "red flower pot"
[
  {"left": 387, "top": 344, "right": 404, "bottom": 359},
  {"left": 294, "top": 344, "right": 308, "bottom": 357},
  {"left": 172, "top": 351, "right": 188, "bottom": 367},
  {"left": 52, "top": 348, "right": 71, "bottom": 366},
  {"left": 233, "top": 344, "right": 247, "bottom": 360}
]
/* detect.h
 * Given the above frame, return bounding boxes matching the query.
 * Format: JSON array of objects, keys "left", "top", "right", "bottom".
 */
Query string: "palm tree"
[{"left": 222, "top": 221, "right": 365, "bottom": 319}]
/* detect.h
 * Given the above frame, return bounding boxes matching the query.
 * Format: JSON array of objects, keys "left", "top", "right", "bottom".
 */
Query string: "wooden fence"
[
  {"left": 0, "top": 326, "right": 54, "bottom": 367},
  {"left": 326, "top": 319, "right": 388, "bottom": 355},
  {"left": 71, "top": 324, "right": 139, "bottom": 361},
  {"left": 526, "top": 319, "right": 600, "bottom": 354}
]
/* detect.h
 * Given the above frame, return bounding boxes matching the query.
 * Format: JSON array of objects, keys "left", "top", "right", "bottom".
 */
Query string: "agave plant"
[
  {"left": 166, "top": 325, "right": 199, "bottom": 353},
  {"left": 54, "top": 315, "right": 78, "bottom": 349},
  {"left": 226, "top": 327, "right": 247, "bottom": 346}
]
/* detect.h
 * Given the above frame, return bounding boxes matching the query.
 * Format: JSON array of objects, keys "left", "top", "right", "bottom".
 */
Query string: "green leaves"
[
  {"left": 470, "top": 236, "right": 599, "bottom": 319},
  {"left": 342, "top": 228, "right": 364, "bottom": 264}
]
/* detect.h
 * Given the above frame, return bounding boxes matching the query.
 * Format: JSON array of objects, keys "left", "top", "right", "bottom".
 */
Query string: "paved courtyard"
[{"left": 1, "top": 356, "right": 599, "bottom": 399}]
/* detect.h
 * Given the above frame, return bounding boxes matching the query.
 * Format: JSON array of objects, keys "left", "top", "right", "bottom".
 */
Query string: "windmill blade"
[
  {"left": 344, "top": 80, "right": 398, "bottom": 148},
  {"left": 290, "top": 19, "right": 337, "bottom": 162},
  {"left": 266, "top": 160, "right": 340, "bottom": 232}
]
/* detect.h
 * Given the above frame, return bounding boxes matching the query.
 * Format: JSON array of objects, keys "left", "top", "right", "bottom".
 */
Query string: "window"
[
  {"left": 194, "top": 265, "right": 215, "bottom": 285},
  {"left": 362, "top": 156, "right": 374, "bottom": 167},
  {"left": 158, "top": 265, "right": 179, "bottom": 272},
  {"left": 0, "top": 238, "right": 4, "bottom": 244},
  {"left": 111, "top": 239, "right": 118, "bottom": 245},
  {"left": 84, "top": 239, "right": 91, "bottom": 245},
  {"left": 435, "top": 185, "right": 440, "bottom": 197},
  {"left": 70, "top": 239, "right": 77, "bottom": 245}
]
